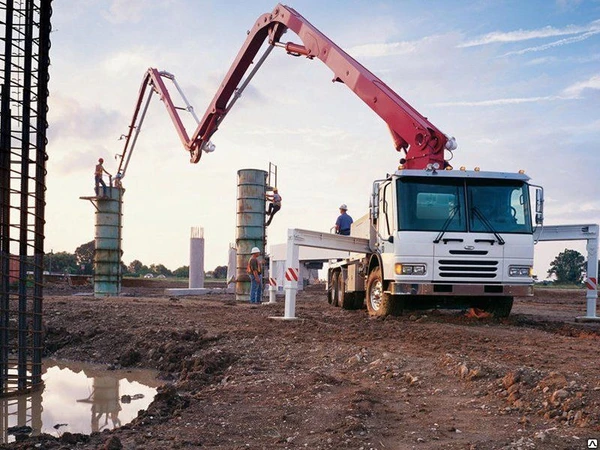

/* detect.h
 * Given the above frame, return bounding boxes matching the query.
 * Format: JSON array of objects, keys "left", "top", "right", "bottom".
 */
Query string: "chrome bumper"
[{"left": 388, "top": 283, "right": 533, "bottom": 297}]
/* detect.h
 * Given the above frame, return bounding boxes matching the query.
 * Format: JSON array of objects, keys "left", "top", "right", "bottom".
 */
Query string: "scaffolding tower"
[{"left": 0, "top": 0, "right": 52, "bottom": 396}]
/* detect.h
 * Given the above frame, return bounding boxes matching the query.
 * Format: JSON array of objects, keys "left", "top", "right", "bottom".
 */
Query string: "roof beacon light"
[
  {"left": 474, "top": 167, "right": 481, "bottom": 172},
  {"left": 518, "top": 169, "right": 525, "bottom": 174}
]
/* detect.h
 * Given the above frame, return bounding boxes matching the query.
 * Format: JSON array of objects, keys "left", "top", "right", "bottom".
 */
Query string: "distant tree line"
[
  {"left": 546, "top": 248, "right": 599, "bottom": 284},
  {"left": 44, "top": 240, "right": 228, "bottom": 279}
]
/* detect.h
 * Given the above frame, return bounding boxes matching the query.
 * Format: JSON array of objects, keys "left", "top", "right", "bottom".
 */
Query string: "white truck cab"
[{"left": 329, "top": 168, "right": 544, "bottom": 317}]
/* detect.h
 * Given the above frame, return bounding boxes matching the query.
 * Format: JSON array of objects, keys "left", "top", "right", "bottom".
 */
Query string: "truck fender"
[{"left": 367, "top": 253, "right": 383, "bottom": 279}]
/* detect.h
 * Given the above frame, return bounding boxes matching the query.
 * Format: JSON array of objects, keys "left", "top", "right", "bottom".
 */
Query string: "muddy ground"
[{"left": 3, "top": 284, "right": 600, "bottom": 450}]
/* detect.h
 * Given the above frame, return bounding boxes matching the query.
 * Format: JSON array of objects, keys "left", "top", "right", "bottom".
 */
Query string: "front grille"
[
  {"left": 438, "top": 259, "right": 498, "bottom": 279},
  {"left": 449, "top": 250, "right": 488, "bottom": 255}
]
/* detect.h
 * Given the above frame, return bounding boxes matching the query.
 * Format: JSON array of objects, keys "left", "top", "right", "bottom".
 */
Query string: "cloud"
[
  {"left": 104, "top": 0, "right": 146, "bottom": 24},
  {"left": 562, "top": 74, "right": 600, "bottom": 98},
  {"left": 48, "top": 93, "right": 123, "bottom": 141},
  {"left": 525, "top": 56, "right": 559, "bottom": 66},
  {"left": 433, "top": 95, "right": 574, "bottom": 107},
  {"left": 555, "top": 0, "right": 585, "bottom": 10},
  {"left": 101, "top": 48, "right": 152, "bottom": 77},
  {"left": 346, "top": 41, "right": 416, "bottom": 58},
  {"left": 501, "top": 30, "right": 600, "bottom": 56},
  {"left": 103, "top": 0, "right": 179, "bottom": 24},
  {"left": 50, "top": 145, "right": 110, "bottom": 176},
  {"left": 460, "top": 19, "right": 600, "bottom": 48}
]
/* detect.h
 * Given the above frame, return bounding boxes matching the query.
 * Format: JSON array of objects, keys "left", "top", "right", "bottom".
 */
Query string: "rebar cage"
[{"left": 0, "top": 0, "right": 52, "bottom": 397}]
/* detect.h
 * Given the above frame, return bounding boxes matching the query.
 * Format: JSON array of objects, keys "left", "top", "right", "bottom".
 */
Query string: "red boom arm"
[
  {"left": 188, "top": 3, "right": 455, "bottom": 169},
  {"left": 116, "top": 68, "right": 209, "bottom": 178}
]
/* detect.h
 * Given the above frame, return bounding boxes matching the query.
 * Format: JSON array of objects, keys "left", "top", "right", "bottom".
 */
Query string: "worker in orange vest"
[{"left": 247, "top": 247, "right": 263, "bottom": 304}]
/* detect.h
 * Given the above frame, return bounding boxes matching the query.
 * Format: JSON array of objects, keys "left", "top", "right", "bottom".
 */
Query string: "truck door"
[{"left": 379, "top": 181, "right": 396, "bottom": 275}]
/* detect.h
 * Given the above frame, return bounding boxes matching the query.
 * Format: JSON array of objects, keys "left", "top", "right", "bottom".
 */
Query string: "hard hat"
[
  {"left": 273, "top": 188, "right": 278, "bottom": 192},
  {"left": 99, "top": 158, "right": 104, "bottom": 163},
  {"left": 339, "top": 204, "right": 348, "bottom": 210},
  {"left": 251, "top": 247, "right": 260, "bottom": 254}
]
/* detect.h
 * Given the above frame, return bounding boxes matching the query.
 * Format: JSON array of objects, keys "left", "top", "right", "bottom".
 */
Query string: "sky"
[{"left": 45, "top": 0, "right": 600, "bottom": 278}]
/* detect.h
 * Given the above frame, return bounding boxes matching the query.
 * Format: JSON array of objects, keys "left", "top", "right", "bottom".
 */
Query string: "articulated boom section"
[
  {"left": 189, "top": 3, "right": 454, "bottom": 169},
  {"left": 116, "top": 68, "right": 208, "bottom": 179}
]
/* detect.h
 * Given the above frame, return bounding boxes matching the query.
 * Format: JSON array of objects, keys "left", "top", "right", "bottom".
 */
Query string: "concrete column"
[
  {"left": 283, "top": 229, "right": 300, "bottom": 319},
  {"left": 94, "top": 186, "right": 123, "bottom": 297},
  {"left": 189, "top": 227, "right": 205, "bottom": 289},
  {"left": 235, "top": 169, "right": 267, "bottom": 301}
]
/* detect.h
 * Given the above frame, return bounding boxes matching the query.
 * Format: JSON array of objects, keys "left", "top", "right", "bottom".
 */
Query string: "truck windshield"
[{"left": 397, "top": 177, "right": 532, "bottom": 234}]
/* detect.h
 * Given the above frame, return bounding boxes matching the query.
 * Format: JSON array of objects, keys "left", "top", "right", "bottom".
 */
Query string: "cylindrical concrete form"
[
  {"left": 94, "top": 187, "right": 123, "bottom": 297},
  {"left": 236, "top": 169, "right": 267, "bottom": 301},
  {"left": 189, "top": 227, "right": 205, "bottom": 289}
]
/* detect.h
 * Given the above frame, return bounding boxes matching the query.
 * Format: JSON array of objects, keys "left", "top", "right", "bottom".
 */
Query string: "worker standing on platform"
[
  {"left": 247, "top": 247, "right": 263, "bottom": 304},
  {"left": 335, "top": 204, "right": 353, "bottom": 236},
  {"left": 95, "top": 158, "right": 112, "bottom": 198},
  {"left": 265, "top": 188, "right": 282, "bottom": 226}
]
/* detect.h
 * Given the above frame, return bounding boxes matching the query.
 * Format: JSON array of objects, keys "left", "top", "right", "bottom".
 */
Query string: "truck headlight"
[
  {"left": 395, "top": 263, "right": 426, "bottom": 275},
  {"left": 509, "top": 265, "right": 532, "bottom": 277}
]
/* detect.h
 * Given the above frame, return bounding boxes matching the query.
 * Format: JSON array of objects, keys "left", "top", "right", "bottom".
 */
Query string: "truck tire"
[
  {"left": 329, "top": 271, "right": 339, "bottom": 307},
  {"left": 366, "top": 266, "right": 394, "bottom": 316},
  {"left": 489, "top": 296, "right": 513, "bottom": 318}
]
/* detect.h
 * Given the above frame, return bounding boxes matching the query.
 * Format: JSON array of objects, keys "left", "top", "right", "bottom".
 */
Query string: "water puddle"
[{"left": 1, "top": 359, "right": 160, "bottom": 443}]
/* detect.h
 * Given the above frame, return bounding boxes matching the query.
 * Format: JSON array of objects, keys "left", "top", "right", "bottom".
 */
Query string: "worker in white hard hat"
[
  {"left": 335, "top": 204, "right": 353, "bottom": 236},
  {"left": 114, "top": 172, "right": 123, "bottom": 189},
  {"left": 265, "top": 187, "right": 282, "bottom": 227},
  {"left": 246, "top": 246, "right": 263, "bottom": 304},
  {"left": 94, "top": 157, "right": 112, "bottom": 198}
]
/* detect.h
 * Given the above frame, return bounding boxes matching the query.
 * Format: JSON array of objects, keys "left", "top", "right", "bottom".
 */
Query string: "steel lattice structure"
[{"left": 0, "top": 0, "right": 51, "bottom": 397}]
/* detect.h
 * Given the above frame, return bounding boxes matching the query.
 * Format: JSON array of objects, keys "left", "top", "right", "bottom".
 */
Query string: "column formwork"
[
  {"left": 94, "top": 187, "right": 123, "bottom": 297},
  {"left": 235, "top": 169, "right": 267, "bottom": 301}
]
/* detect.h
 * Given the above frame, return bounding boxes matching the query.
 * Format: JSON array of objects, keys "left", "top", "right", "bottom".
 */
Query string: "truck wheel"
[
  {"left": 489, "top": 296, "right": 513, "bottom": 318},
  {"left": 329, "top": 271, "right": 339, "bottom": 307},
  {"left": 366, "top": 266, "right": 393, "bottom": 316}
]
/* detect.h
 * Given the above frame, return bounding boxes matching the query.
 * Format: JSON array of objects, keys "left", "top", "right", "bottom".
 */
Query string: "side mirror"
[
  {"left": 371, "top": 182, "right": 380, "bottom": 220},
  {"left": 387, "top": 235, "right": 394, "bottom": 244},
  {"left": 535, "top": 188, "right": 544, "bottom": 225}
]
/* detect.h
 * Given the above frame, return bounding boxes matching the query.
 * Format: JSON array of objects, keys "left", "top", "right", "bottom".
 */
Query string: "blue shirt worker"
[
  {"left": 335, "top": 204, "right": 353, "bottom": 236},
  {"left": 265, "top": 188, "right": 282, "bottom": 227},
  {"left": 247, "top": 247, "right": 263, "bottom": 304}
]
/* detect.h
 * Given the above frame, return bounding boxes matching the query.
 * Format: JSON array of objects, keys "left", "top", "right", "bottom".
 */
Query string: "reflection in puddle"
[{"left": 1, "top": 359, "right": 160, "bottom": 443}]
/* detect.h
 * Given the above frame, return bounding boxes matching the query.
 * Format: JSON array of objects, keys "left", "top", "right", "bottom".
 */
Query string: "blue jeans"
[
  {"left": 250, "top": 277, "right": 262, "bottom": 303},
  {"left": 95, "top": 176, "right": 107, "bottom": 196}
]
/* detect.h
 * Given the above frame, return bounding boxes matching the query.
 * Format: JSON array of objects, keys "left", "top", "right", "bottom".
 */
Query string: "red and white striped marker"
[
  {"left": 585, "top": 277, "right": 597, "bottom": 291},
  {"left": 285, "top": 267, "right": 299, "bottom": 282},
  {"left": 269, "top": 277, "right": 277, "bottom": 287}
]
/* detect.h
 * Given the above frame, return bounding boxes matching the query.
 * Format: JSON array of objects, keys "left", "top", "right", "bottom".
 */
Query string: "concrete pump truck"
[{"left": 125, "top": 4, "right": 544, "bottom": 317}]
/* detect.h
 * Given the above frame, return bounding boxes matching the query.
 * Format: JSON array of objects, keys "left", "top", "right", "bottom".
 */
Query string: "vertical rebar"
[
  {"left": 0, "top": 0, "right": 52, "bottom": 396},
  {"left": 0, "top": 1, "right": 14, "bottom": 396}
]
